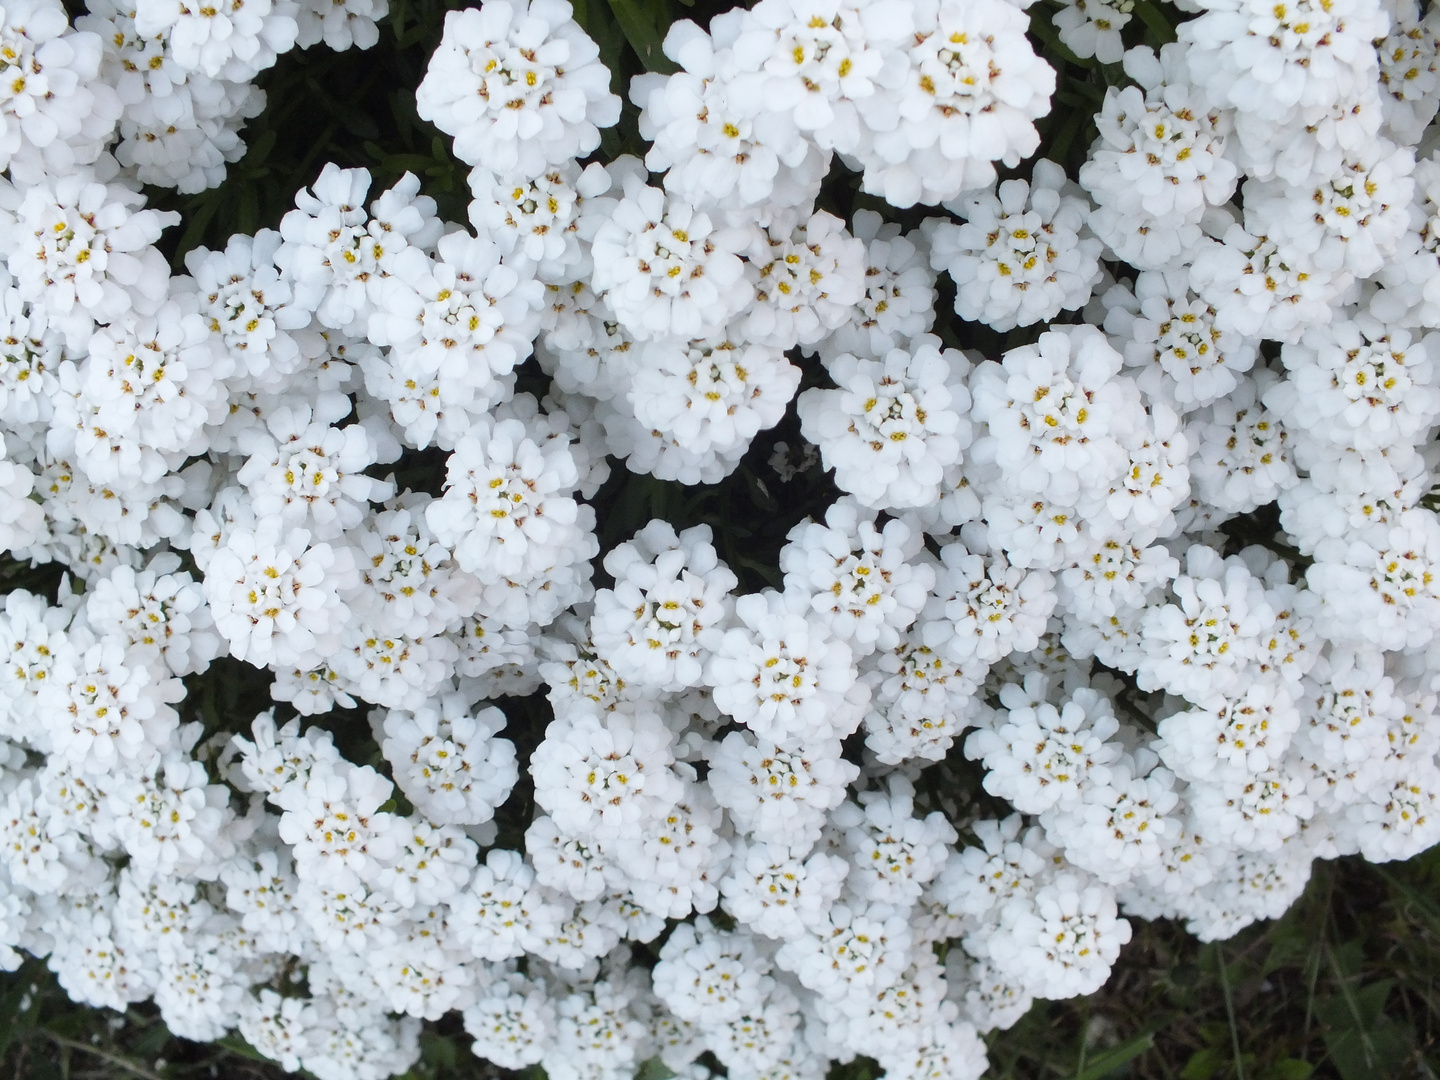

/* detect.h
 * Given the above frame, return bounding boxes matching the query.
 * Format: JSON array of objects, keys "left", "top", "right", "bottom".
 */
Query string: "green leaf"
[
  {"left": 420, "top": 1031, "right": 459, "bottom": 1070},
  {"left": 1132, "top": 0, "right": 1177, "bottom": 43},
  {"left": 1027, "top": 12, "right": 1091, "bottom": 69},
  {"left": 216, "top": 1036, "right": 271, "bottom": 1064},
  {"left": 1071, "top": 1030, "right": 1156, "bottom": 1079},
  {"left": 1322, "top": 1017, "right": 1412, "bottom": 1080},
  {"left": 1180, "top": 1046, "right": 1224, "bottom": 1080},
  {"left": 606, "top": 0, "right": 679, "bottom": 72},
  {"left": 1272, "top": 1060, "right": 1315, "bottom": 1080},
  {"left": 0, "top": 969, "right": 36, "bottom": 1058}
]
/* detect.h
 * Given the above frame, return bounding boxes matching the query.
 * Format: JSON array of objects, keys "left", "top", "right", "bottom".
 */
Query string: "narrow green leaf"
[
  {"left": 1072, "top": 1030, "right": 1156, "bottom": 1080},
  {"left": 1133, "top": 0, "right": 1177, "bottom": 43},
  {"left": 606, "top": 0, "right": 678, "bottom": 72},
  {"left": 1027, "top": 13, "right": 1091, "bottom": 69},
  {"left": 0, "top": 972, "right": 35, "bottom": 1058},
  {"left": 1179, "top": 1046, "right": 1224, "bottom": 1080},
  {"left": 1272, "top": 1060, "right": 1315, "bottom": 1080},
  {"left": 216, "top": 1036, "right": 271, "bottom": 1064}
]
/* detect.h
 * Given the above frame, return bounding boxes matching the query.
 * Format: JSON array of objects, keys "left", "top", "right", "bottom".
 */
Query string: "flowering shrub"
[{"left": 0, "top": 0, "right": 1438, "bottom": 1077}]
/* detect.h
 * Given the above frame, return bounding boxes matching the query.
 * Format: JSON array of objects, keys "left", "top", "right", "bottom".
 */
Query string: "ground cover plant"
[{"left": 1, "top": 0, "right": 1440, "bottom": 1076}]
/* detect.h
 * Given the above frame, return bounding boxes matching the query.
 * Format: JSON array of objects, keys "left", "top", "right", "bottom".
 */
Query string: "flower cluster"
[{"left": 2, "top": 0, "right": 1440, "bottom": 1078}]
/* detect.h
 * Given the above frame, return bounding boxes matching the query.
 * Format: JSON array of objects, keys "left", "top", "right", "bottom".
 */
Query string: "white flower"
[
  {"left": 635, "top": 17, "right": 827, "bottom": 221},
  {"left": 741, "top": 0, "right": 913, "bottom": 156},
  {"left": 134, "top": 0, "right": 297, "bottom": 81},
  {"left": 653, "top": 915, "right": 775, "bottom": 1024},
  {"left": 797, "top": 337, "right": 971, "bottom": 510},
  {"left": 1266, "top": 316, "right": 1440, "bottom": 452},
  {"left": 467, "top": 161, "right": 609, "bottom": 283},
  {"left": 368, "top": 228, "right": 543, "bottom": 423},
  {"left": 1101, "top": 271, "right": 1258, "bottom": 412},
  {"left": 616, "top": 770, "right": 730, "bottom": 919},
  {"left": 47, "top": 901, "right": 157, "bottom": 1012},
  {"left": 425, "top": 411, "right": 596, "bottom": 586},
  {"left": 43, "top": 634, "right": 181, "bottom": 778},
  {"left": 744, "top": 209, "right": 867, "bottom": 350},
  {"left": 1243, "top": 141, "right": 1415, "bottom": 281},
  {"left": 1042, "top": 758, "right": 1179, "bottom": 884},
  {"left": 719, "top": 839, "right": 850, "bottom": 940},
  {"left": 105, "top": 749, "right": 233, "bottom": 877},
  {"left": 1190, "top": 217, "right": 1350, "bottom": 345},
  {"left": 112, "top": 80, "right": 265, "bottom": 195},
  {"left": 543, "top": 981, "right": 646, "bottom": 1080},
  {"left": 590, "top": 520, "right": 736, "bottom": 693},
  {"left": 0, "top": 0, "right": 119, "bottom": 184},
  {"left": 877, "top": 1018, "right": 988, "bottom": 1080},
  {"left": 448, "top": 848, "right": 558, "bottom": 960},
  {"left": 416, "top": 0, "right": 620, "bottom": 176},
  {"left": 0, "top": 282, "right": 62, "bottom": 430},
  {"left": 462, "top": 972, "right": 554, "bottom": 1069},
  {"left": 590, "top": 174, "right": 753, "bottom": 341},
  {"left": 1079, "top": 46, "right": 1235, "bottom": 270},
  {"left": 1159, "top": 677, "right": 1303, "bottom": 784},
  {"left": 529, "top": 704, "right": 684, "bottom": 842},
  {"left": 921, "top": 540, "right": 1056, "bottom": 667},
  {"left": 1376, "top": 0, "right": 1440, "bottom": 146},
  {"left": 926, "top": 161, "right": 1102, "bottom": 332},
  {"left": 861, "top": 0, "right": 1055, "bottom": 208},
  {"left": 294, "top": 0, "right": 386, "bottom": 50},
  {"left": 184, "top": 229, "right": 317, "bottom": 380},
  {"left": 1179, "top": 0, "right": 1387, "bottom": 184},
  {"left": 774, "top": 900, "right": 912, "bottom": 1008},
  {"left": 628, "top": 330, "right": 799, "bottom": 458},
  {"left": 0, "top": 435, "right": 42, "bottom": 557},
  {"left": 524, "top": 814, "right": 609, "bottom": 900},
  {"left": 985, "top": 873, "right": 1130, "bottom": 998},
  {"left": 381, "top": 693, "right": 517, "bottom": 825},
  {"left": 236, "top": 404, "right": 392, "bottom": 541},
  {"left": 239, "top": 989, "right": 321, "bottom": 1072},
  {"left": 708, "top": 588, "right": 869, "bottom": 745},
  {"left": 861, "top": 619, "right": 983, "bottom": 764},
  {"left": 1308, "top": 509, "right": 1440, "bottom": 653},
  {"left": 837, "top": 776, "right": 956, "bottom": 906},
  {"left": 52, "top": 298, "right": 231, "bottom": 485},
  {"left": 1187, "top": 370, "right": 1297, "bottom": 515},
  {"left": 0, "top": 167, "right": 176, "bottom": 349},
  {"left": 273, "top": 759, "right": 402, "bottom": 882},
  {"left": 229, "top": 710, "right": 340, "bottom": 799},
  {"left": 1377, "top": 150, "right": 1440, "bottom": 328},
  {"left": 328, "top": 624, "right": 456, "bottom": 710},
  {"left": 820, "top": 210, "right": 937, "bottom": 360},
  {"left": 780, "top": 497, "right": 934, "bottom": 656},
  {"left": 276, "top": 164, "right": 441, "bottom": 337},
  {"left": 1052, "top": 0, "right": 1131, "bottom": 62},
  {"left": 965, "top": 680, "right": 1122, "bottom": 815},
  {"left": 346, "top": 500, "right": 479, "bottom": 639},
  {"left": 202, "top": 522, "right": 357, "bottom": 669},
  {"left": 1137, "top": 546, "right": 1277, "bottom": 706},
  {"left": 708, "top": 730, "right": 859, "bottom": 850},
  {"left": 969, "top": 326, "right": 1136, "bottom": 511}
]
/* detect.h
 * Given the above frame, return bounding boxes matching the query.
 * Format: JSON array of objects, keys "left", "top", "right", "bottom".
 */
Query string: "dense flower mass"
[{"left": 2, "top": 0, "right": 1440, "bottom": 1077}]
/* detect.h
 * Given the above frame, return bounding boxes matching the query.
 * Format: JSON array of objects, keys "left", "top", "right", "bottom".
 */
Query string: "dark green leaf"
[
  {"left": 1132, "top": 0, "right": 1177, "bottom": 43},
  {"left": 1072, "top": 1030, "right": 1157, "bottom": 1079},
  {"left": 606, "top": 0, "right": 679, "bottom": 72}
]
